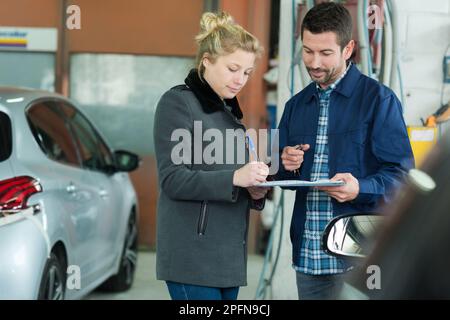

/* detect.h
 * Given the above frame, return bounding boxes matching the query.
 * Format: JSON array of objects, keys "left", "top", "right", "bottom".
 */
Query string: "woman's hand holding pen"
[
  {"left": 281, "top": 144, "right": 310, "bottom": 173},
  {"left": 233, "top": 162, "right": 269, "bottom": 188}
]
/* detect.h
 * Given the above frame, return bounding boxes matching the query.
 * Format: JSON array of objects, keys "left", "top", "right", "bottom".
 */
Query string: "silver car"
[{"left": 0, "top": 87, "right": 140, "bottom": 299}]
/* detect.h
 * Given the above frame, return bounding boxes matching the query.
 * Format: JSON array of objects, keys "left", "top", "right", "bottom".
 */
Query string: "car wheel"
[
  {"left": 99, "top": 212, "right": 138, "bottom": 292},
  {"left": 38, "top": 253, "right": 65, "bottom": 300}
]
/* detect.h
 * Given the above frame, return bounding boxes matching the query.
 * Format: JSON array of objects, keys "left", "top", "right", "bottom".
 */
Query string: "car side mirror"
[
  {"left": 322, "top": 213, "right": 384, "bottom": 259},
  {"left": 114, "top": 150, "right": 140, "bottom": 172}
]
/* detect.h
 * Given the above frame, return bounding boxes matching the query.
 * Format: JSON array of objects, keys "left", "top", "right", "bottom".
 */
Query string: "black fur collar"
[{"left": 184, "top": 69, "right": 243, "bottom": 120}]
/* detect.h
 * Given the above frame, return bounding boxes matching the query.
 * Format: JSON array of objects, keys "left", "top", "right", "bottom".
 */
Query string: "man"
[{"left": 277, "top": 2, "right": 414, "bottom": 300}]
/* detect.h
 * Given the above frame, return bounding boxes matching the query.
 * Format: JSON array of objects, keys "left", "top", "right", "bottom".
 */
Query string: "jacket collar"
[
  {"left": 305, "top": 62, "right": 362, "bottom": 102},
  {"left": 185, "top": 69, "right": 243, "bottom": 120}
]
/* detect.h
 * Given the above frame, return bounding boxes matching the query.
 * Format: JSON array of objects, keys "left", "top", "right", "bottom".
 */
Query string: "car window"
[
  {"left": 26, "top": 102, "right": 80, "bottom": 167},
  {"left": 59, "top": 102, "right": 114, "bottom": 173},
  {"left": 0, "top": 111, "right": 12, "bottom": 162}
]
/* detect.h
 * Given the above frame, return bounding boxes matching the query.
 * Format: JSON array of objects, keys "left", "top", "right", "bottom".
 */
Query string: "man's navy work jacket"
[{"left": 276, "top": 63, "right": 415, "bottom": 265}]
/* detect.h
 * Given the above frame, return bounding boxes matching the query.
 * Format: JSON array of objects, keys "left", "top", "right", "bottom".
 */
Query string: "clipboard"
[{"left": 256, "top": 179, "right": 345, "bottom": 187}]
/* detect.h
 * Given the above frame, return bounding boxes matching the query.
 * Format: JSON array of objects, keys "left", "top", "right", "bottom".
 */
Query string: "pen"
[{"left": 246, "top": 134, "right": 259, "bottom": 162}]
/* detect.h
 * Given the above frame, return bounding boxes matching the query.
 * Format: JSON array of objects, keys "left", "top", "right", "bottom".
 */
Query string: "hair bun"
[{"left": 200, "top": 12, "right": 234, "bottom": 33}]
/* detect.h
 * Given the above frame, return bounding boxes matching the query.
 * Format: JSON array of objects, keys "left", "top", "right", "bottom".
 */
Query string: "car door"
[
  {"left": 25, "top": 101, "right": 99, "bottom": 280},
  {"left": 58, "top": 102, "right": 122, "bottom": 274}
]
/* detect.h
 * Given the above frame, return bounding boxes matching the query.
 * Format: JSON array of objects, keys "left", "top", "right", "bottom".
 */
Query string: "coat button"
[{"left": 243, "top": 240, "right": 246, "bottom": 245}]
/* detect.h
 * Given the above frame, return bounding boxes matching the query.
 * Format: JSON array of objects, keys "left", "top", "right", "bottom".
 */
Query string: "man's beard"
[{"left": 307, "top": 67, "right": 337, "bottom": 85}]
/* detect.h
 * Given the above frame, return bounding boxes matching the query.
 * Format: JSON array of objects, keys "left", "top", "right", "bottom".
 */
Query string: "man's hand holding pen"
[{"left": 281, "top": 144, "right": 310, "bottom": 175}]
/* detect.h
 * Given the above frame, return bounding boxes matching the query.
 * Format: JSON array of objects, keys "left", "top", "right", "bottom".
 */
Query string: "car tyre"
[
  {"left": 38, "top": 253, "right": 66, "bottom": 300},
  {"left": 99, "top": 212, "right": 138, "bottom": 292}
]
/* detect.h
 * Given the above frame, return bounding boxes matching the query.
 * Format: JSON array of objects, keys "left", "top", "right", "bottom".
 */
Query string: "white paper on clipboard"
[{"left": 256, "top": 179, "right": 345, "bottom": 187}]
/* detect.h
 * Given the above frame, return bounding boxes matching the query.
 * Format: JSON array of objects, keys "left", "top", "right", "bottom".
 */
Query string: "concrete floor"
[{"left": 85, "top": 251, "right": 265, "bottom": 300}]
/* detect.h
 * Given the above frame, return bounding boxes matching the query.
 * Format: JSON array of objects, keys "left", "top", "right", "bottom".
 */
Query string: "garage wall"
[
  {"left": 66, "top": 0, "right": 201, "bottom": 55},
  {"left": 0, "top": 0, "right": 60, "bottom": 27},
  {"left": 396, "top": 0, "right": 450, "bottom": 127},
  {"left": 0, "top": 1, "right": 60, "bottom": 90}
]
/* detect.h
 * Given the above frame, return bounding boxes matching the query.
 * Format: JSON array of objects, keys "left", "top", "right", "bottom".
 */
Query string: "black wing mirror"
[
  {"left": 322, "top": 213, "right": 384, "bottom": 259},
  {"left": 114, "top": 150, "right": 140, "bottom": 172}
]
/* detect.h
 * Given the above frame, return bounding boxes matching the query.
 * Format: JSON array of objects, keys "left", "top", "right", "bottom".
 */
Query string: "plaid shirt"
[{"left": 295, "top": 63, "right": 352, "bottom": 275}]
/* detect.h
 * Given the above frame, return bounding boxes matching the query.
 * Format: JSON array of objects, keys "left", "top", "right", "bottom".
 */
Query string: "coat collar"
[
  {"left": 304, "top": 63, "right": 362, "bottom": 102},
  {"left": 185, "top": 69, "right": 243, "bottom": 120}
]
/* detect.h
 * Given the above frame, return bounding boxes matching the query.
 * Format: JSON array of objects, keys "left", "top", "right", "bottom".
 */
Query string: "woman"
[{"left": 153, "top": 12, "right": 269, "bottom": 300}]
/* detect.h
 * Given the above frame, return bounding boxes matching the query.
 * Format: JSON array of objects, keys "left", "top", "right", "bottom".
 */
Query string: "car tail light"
[{"left": 0, "top": 176, "right": 42, "bottom": 212}]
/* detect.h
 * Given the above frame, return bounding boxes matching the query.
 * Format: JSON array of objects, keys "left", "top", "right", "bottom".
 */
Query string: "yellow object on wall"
[{"left": 407, "top": 127, "right": 438, "bottom": 168}]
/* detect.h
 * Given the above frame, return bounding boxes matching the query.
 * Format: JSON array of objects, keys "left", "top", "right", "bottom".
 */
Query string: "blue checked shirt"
[{"left": 296, "top": 63, "right": 353, "bottom": 275}]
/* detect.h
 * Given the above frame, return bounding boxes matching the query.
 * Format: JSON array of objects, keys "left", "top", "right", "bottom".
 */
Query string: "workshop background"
[{"left": 0, "top": 0, "right": 449, "bottom": 299}]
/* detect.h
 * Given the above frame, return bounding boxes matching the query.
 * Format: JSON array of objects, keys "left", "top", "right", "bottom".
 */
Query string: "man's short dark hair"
[{"left": 301, "top": 2, "right": 353, "bottom": 50}]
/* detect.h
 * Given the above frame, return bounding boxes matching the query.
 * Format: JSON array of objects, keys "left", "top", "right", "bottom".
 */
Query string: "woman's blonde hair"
[{"left": 195, "top": 12, "right": 263, "bottom": 77}]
